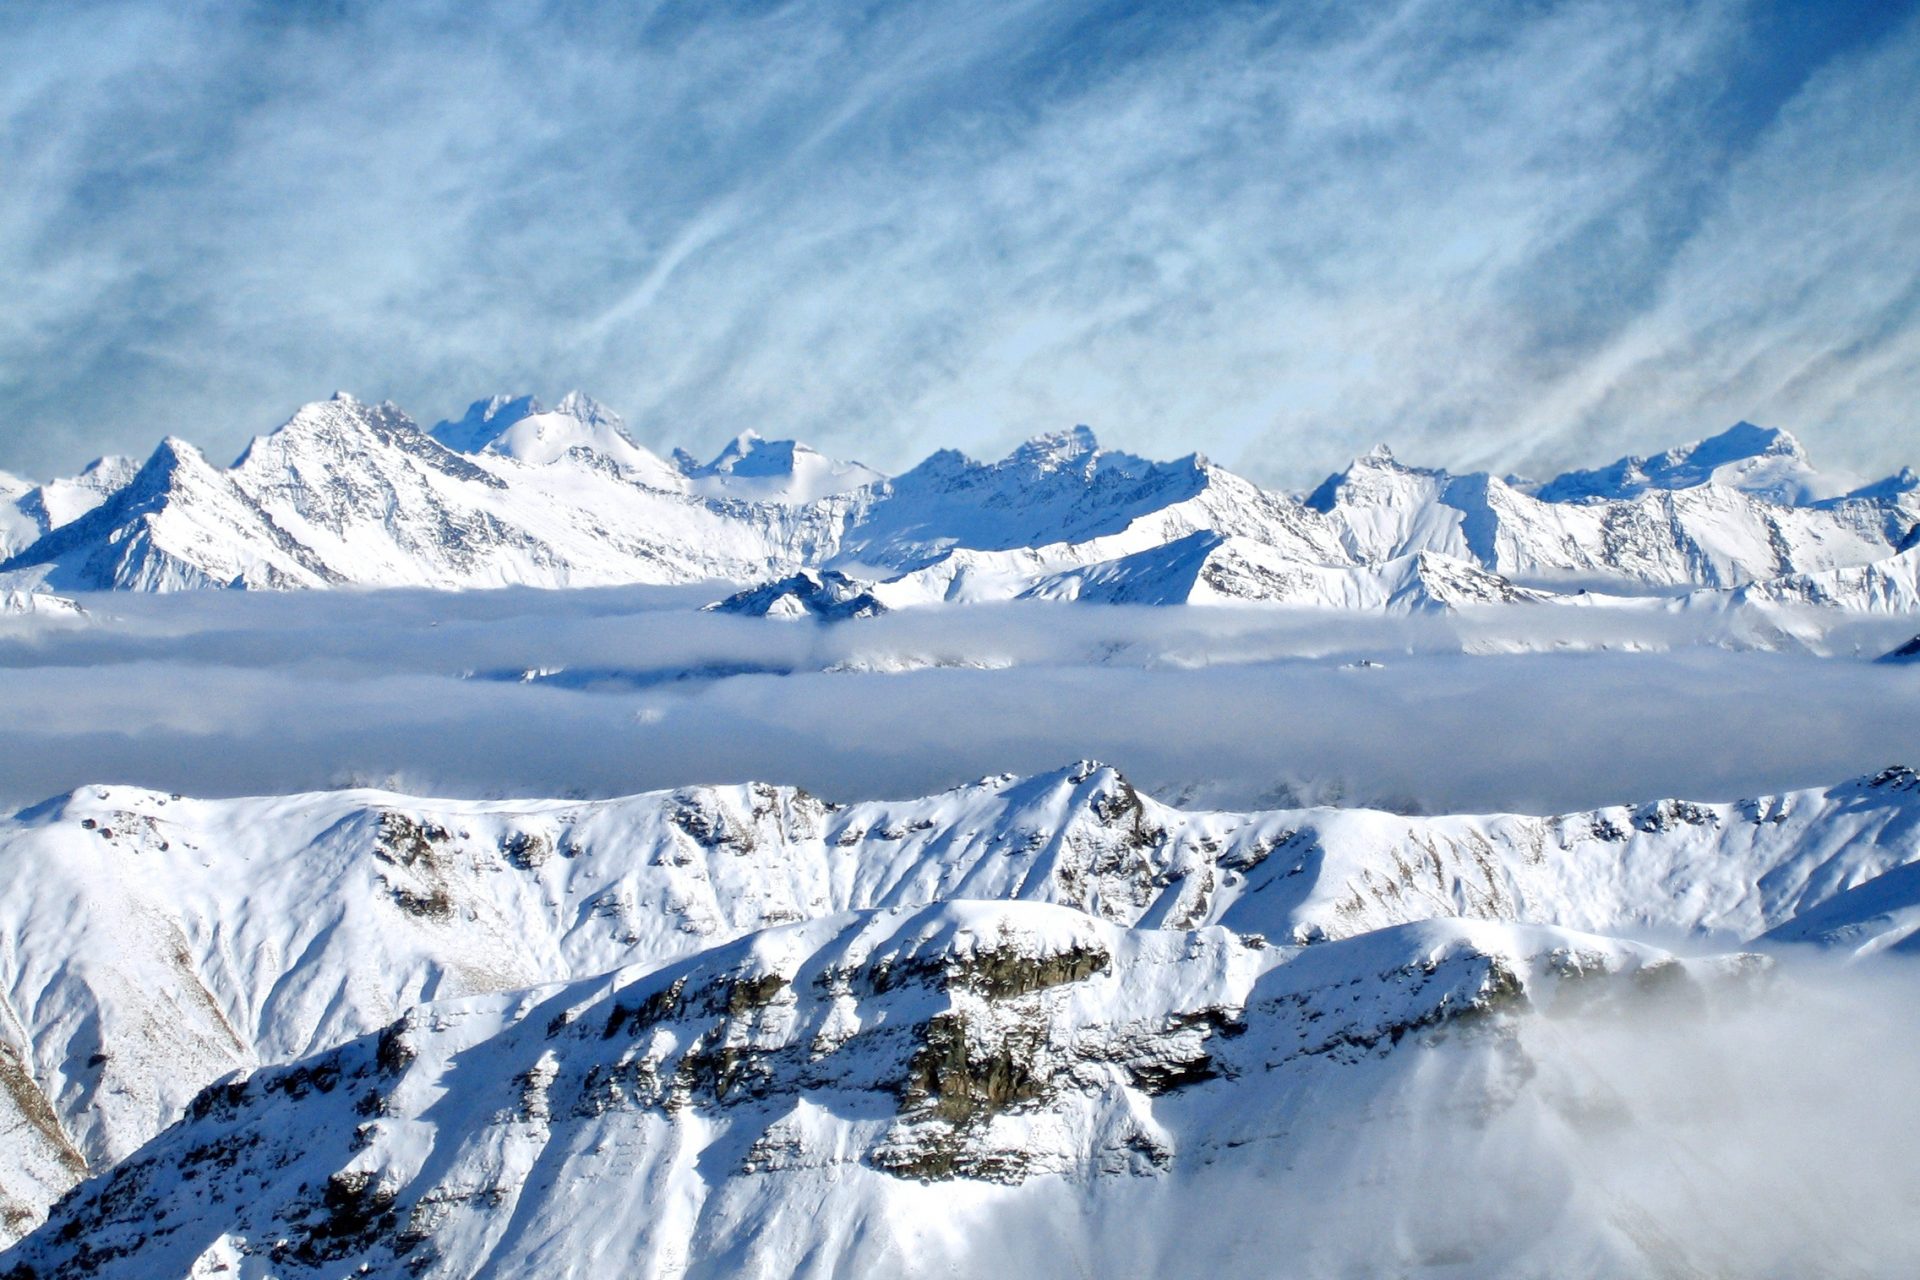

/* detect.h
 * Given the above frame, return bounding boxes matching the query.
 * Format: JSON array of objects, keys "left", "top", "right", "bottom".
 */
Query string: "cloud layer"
[
  {"left": 2, "top": 0, "right": 1917, "bottom": 483},
  {"left": 3, "top": 589, "right": 1916, "bottom": 815}
]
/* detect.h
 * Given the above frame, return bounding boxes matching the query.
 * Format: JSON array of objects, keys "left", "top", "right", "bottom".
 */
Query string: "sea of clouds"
[{"left": 4, "top": 588, "right": 1916, "bottom": 815}]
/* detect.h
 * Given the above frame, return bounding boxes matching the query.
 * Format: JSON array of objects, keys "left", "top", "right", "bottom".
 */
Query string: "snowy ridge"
[
  {"left": 1, "top": 762, "right": 1917, "bottom": 1241},
  {"left": 0, "top": 590, "right": 86, "bottom": 621},
  {"left": 1307, "top": 434, "right": 1909, "bottom": 590},
  {"left": 2, "top": 437, "right": 337, "bottom": 590},
  {"left": 3, "top": 397, "right": 1916, "bottom": 614},
  {"left": 1721, "top": 543, "right": 1920, "bottom": 613},
  {"left": 1533, "top": 422, "right": 1851, "bottom": 504}
]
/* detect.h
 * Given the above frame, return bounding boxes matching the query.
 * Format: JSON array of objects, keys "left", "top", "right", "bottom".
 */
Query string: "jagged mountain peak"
[
  {"left": 912, "top": 426, "right": 1172, "bottom": 493},
  {"left": 1009, "top": 424, "right": 1102, "bottom": 470},
  {"left": 6, "top": 392, "right": 1918, "bottom": 604},
  {"left": 0, "top": 431, "right": 336, "bottom": 591},
  {"left": 119, "top": 435, "right": 232, "bottom": 495},
  {"left": 0, "top": 891, "right": 1761, "bottom": 1277},
  {"left": 144, "top": 434, "right": 199, "bottom": 469},
  {"left": 428, "top": 391, "right": 664, "bottom": 479},
  {"left": 2, "top": 762, "right": 1920, "bottom": 1252},
  {"left": 239, "top": 393, "right": 418, "bottom": 455},
  {"left": 1303, "top": 443, "right": 1453, "bottom": 514},
  {"left": 1841, "top": 466, "right": 1920, "bottom": 504},
  {"left": 552, "top": 389, "right": 619, "bottom": 428},
  {"left": 232, "top": 396, "right": 508, "bottom": 496},
  {"left": 691, "top": 428, "right": 795, "bottom": 475},
  {"left": 429, "top": 393, "right": 543, "bottom": 453},
  {"left": 1686, "top": 420, "right": 1805, "bottom": 462},
  {"left": 707, "top": 567, "right": 889, "bottom": 620}
]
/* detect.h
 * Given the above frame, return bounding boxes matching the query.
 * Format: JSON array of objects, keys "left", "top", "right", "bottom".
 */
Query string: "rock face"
[
  {"left": 5, "top": 400, "right": 1918, "bottom": 612},
  {"left": 1878, "top": 633, "right": 1920, "bottom": 663},
  {"left": 1, "top": 762, "right": 1917, "bottom": 1244}
]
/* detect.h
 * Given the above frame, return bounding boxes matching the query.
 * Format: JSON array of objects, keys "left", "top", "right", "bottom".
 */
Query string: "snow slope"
[
  {"left": 0, "top": 458, "right": 138, "bottom": 558},
  {"left": 0, "top": 437, "right": 336, "bottom": 590},
  {"left": 4, "top": 396, "right": 847, "bottom": 590}
]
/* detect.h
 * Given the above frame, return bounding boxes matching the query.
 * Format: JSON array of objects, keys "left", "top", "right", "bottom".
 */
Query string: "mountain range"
[
  {"left": 2, "top": 761, "right": 1918, "bottom": 1270},
  {"left": 3, "top": 393, "right": 1916, "bottom": 613}
]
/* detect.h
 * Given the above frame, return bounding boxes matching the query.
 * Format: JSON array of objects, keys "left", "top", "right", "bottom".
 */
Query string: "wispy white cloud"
[{"left": 1, "top": 0, "right": 1915, "bottom": 484}]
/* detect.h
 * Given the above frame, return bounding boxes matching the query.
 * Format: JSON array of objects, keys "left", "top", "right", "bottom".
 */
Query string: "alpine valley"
[{"left": 1, "top": 395, "right": 1919, "bottom": 1278}]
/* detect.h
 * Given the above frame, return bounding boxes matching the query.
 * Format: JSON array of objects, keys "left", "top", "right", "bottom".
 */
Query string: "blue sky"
[{"left": 3, "top": 0, "right": 1918, "bottom": 485}]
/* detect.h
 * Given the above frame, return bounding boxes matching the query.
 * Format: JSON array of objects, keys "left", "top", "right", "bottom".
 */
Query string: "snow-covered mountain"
[
  {"left": 1, "top": 436, "right": 338, "bottom": 590},
  {"left": 3, "top": 761, "right": 1917, "bottom": 1245},
  {"left": 0, "top": 456, "right": 138, "bottom": 558},
  {"left": 8, "top": 903, "right": 1773, "bottom": 1279},
  {"left": 431, "top": 392, "right": 683, "bottom": 488},
  {"left": 1530, "top": 421, "right": 1853, "bottom": 504},
  {"left": 709, "top": 568, "right": 890, "bottom": 619},
  {"left": 1305, "top": 431, "right": 1909, "bottom": 590},
  {"left": 676, "top": 430, "right": 885, "bottom": 504},
  {"left": 2, "top": 396, "right": 851, "bottom": 591},
  {"left": 3, "top": 399, "right": 1916, "bottom": 616},
  {"left": 0, "top": 589, "right": 87, "bottom": 621}
]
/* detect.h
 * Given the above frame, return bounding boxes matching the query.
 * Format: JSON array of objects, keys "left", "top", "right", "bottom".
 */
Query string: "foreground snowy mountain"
[
  {"left": 3, "top": 762, "right": 1918, "bottom": 1247},
  {"left": 10, "top": 905, "right": 1808, "bottom": 1279},
  {"left": 3, "top": 396, "right": 1915, "bottom": 615}
]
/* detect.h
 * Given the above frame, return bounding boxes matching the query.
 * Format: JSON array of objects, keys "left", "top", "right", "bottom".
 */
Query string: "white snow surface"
[{"left": 0, "top": 457, "right": 138, "bottom": 557}]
